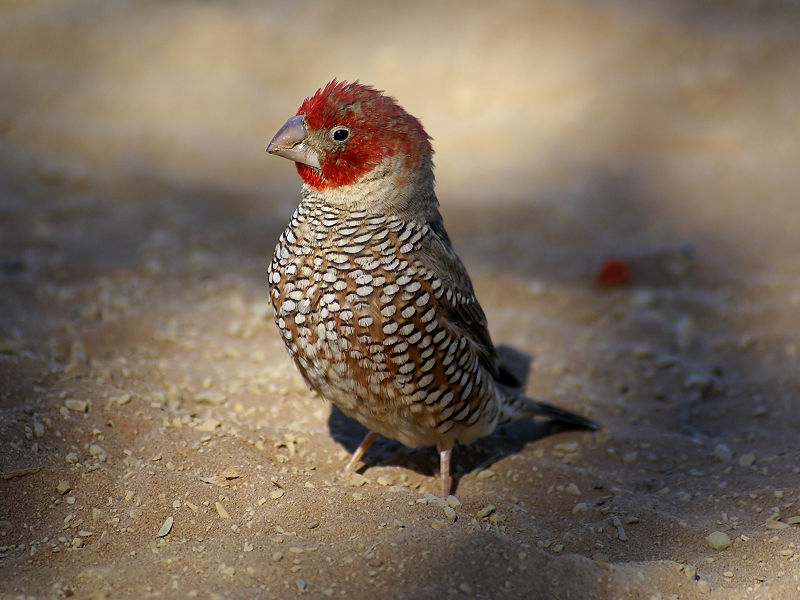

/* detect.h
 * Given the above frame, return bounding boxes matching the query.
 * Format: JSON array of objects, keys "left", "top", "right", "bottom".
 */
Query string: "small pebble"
[
  {"left": 111, "top": 394, "right": 131, "bottom": 405},
  {"left": 88, "top": 444, "right": 106, "bottom": 461},
  {"left": 194, "top": 391, "right": 227, "bottom": 405},
  {"left": 630, "top": 289, "right": 655, "bottom": 307},
  {"left": 56, "top": 481, "right": 71, "bottom": 495},
  {"left": 270, "top": 489, "right": 285, "bottom": 500},
  {"left": 443, "top": 506, "right": 457, "bottom": 524},
  {"left": 705, "top": 531, "right": 732, "bottom": 550},
  {"left": 219, "top": 565, "right": 235, "bottom": 577},
  {"left": 476, "top": 469, "right": 496, "bottom": 480},
  {"left": 738, "top": 453, "right": 755, "bottom": 468},
  {"left": 157, "top": 517, "right": 174, "bottom": 537},
  {"left": 624, "top": 516, "right": 640, "bottom": 524},
  {"left": 564, "top": 483, "right": 581, "bottom": 496},
  {"left": 612, "top": 515, "right": 628, "bottom": 541},
  {"left": 222, "top": 468, "right": 240, "bottom": 480},
  {"left": 446, "top": 495, "right": 461, "bottom": 509},
  {"left": 215, "top": 502, "right": 230, "bottom": 519},
  {"left": 594, "top": 430, "right": 611, "bottom": 443},
  {"left": 696, "top": 579, "right": 710, "bottom": 594},
  {"left": 477, "top": 504, "right": 496, "bottom": 518},
  {"left": 64, "top": 399, "right": 88, "bottom": 412},
  {"left": 295, "top": 578, "right": 306, "bottom": 592},
  {"left": 196, "top": 418, "right": 220, "bottom": 432},
  {"left": 684, "top": 373, "right": 710, "bottom": 392},
  {"left": 430, "top": 520, "right": 448, "bottom": 530},
  {"left": 348, "top": 473, "right": 369, "bottom": 487},
  {"left": 737, "top": 334, "right": 754, "bottom": 350},
  {"left": 712, "top": 444, "right": 732, "bottom": 462},
  {"left": 554, "top": 441, "right": 579, "bottom": 453},
  {"left": 765, "top": 518, "right": 789, "bottom": 531}
]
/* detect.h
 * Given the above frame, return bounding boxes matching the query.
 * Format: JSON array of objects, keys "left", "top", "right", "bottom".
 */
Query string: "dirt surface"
[{"left": 2, "top": 1, "right": 800, "bottom": 598}]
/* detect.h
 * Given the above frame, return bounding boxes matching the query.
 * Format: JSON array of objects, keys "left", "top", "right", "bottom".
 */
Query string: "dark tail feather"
[
  {"left": 498, "top": 387, "right": 599, "bottom": 429},
  {"left": 525, "top": 398, "right": 599, "bottom": 430}
]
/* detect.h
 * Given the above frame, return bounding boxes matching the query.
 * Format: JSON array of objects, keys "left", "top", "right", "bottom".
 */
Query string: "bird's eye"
[{"left": 330, "top": 126, "right": 350, "bottom": 142}]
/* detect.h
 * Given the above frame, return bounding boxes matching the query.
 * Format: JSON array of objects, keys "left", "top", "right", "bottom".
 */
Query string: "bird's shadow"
[{"left": 326, "top": 345, "right": 592, "bottom": 493}]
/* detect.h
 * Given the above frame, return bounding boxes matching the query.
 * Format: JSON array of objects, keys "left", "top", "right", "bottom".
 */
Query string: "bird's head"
[{"left": 267, "top": 80, "right": 433, "bottom": 193}]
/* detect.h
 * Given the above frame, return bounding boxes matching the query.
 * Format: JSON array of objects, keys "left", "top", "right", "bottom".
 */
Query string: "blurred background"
[
  {"left": 3, "top": 0, "right": 799, "bottom": 278},
  {"left": 2, "top": 1, "right": 800, "bottom": 597},
  {"left": 0, "top": 0, "right": 795, "bottom": 189}
]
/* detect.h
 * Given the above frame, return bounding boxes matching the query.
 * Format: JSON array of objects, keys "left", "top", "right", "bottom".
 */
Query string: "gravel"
[{"left": 705, "top": 531, "right": 732, "bottom": 550}]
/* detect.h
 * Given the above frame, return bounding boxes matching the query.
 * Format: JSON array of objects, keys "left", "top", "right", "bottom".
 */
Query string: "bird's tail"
[
  {"left": 499, "top": 388, "right": 599, "bottom": 430},
  {"left": 525, "top": 397, "right": 599, "bottom": 430}
]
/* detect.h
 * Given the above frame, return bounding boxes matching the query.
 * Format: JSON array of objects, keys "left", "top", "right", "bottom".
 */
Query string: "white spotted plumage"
[
  {"left": 269, "top": 195, "right": 500, "bottom": 445},
  {"left": 266, "top": 80, "right": 597, "bottom": 495}
]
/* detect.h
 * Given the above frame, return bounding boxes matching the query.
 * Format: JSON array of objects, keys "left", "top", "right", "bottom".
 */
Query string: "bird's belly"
[
  {"left": 268, "top": 232, "right": 498, "bottom": 449},
  {"left": 270, "top": 267, "right": 436, "bottom": 446}
]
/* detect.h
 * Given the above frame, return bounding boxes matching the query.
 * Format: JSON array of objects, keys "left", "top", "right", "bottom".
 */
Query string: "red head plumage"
[{"left": 293, "top": 80, "right": 432, "bottom": 189}]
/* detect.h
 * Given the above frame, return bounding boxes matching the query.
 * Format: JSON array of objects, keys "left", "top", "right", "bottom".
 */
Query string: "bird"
[{"left": 266, "top": 80, "right": 597, "bottom": 495}]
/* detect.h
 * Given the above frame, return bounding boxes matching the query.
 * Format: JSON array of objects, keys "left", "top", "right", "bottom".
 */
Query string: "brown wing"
[{"left": 415, "top": 215, "right": 502, "bottom": 381}]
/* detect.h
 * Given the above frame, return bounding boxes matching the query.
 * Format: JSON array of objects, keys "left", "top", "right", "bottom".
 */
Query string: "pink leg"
[
  {"left": 438, "top": 444, "right": 452, "bottom": 496},
  {"left": 343, "top": 430, "right": 379, "bottom": 475}
]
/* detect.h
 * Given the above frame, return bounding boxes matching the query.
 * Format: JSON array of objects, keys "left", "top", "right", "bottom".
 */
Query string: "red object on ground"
[{"left": 595, "top": 257, "right": 631, "bottom": 286}]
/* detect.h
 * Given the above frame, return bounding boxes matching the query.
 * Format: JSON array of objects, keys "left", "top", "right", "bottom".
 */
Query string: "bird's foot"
[{"left": 341, "top": 430, "right": 378, "bottom": 480}]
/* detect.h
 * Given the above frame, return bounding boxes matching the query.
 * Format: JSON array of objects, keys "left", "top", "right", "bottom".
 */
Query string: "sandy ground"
[{"left": 2, "top": 1, "right": 800, "bottom": 598}]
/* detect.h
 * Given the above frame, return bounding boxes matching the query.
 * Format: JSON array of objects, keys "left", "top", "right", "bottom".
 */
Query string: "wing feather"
[{"left": 415, "top": 216, "right": 501, "bottom": 380}]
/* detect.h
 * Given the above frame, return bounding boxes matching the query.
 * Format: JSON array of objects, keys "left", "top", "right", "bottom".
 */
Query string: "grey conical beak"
[{"left": 267, "top": 115, "right": 321, "bottom": 169}]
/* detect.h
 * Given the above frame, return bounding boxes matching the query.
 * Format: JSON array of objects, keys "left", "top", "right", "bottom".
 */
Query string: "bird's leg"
[
  {"left": 343, "top": 430, "right": 378, "bottom": 476},
  {"left": 437, "top": 444, "right": 452, "bottom": 496}
]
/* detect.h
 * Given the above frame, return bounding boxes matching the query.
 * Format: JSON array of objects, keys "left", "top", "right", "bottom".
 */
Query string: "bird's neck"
[{"left": 301, "top": 154, "right": 438, "bottom": 223}]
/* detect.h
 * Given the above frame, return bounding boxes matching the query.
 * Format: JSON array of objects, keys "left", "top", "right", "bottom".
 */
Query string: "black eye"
[{"left": 331, "top": 126, "right": 350, "bottom": 142}]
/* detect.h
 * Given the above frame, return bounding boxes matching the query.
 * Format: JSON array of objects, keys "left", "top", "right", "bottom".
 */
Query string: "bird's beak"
[{"left": 266, "top": 114, "right": 321, "bottom": 169}]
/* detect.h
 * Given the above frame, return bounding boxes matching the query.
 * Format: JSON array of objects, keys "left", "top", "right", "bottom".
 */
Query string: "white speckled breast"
[{"left": 267, "top": 196, "right": 500, "bottom": 448}]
